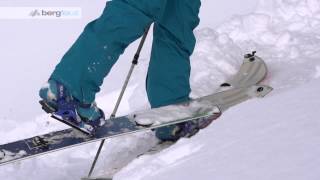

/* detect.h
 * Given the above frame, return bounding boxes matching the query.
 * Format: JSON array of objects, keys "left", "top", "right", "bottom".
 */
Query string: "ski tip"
[
  {"left": 243, "top": 51, "right": 266, "bottom": 65},
  {"left": 244, "top": 51, "right": 257, "bottom": 62}
]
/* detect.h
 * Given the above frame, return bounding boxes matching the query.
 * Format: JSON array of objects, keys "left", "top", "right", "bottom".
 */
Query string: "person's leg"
[
  {"left": 50, "top": 0, "right": 167, "bottom": 104},
  {"left": 145, "top": 0, "right": 201, "bottom": 141},
  {"left": 147, "top": 0, "right": 201, "bottom": 108},
  {"left": 39, "top": 0, "right": 168, "bottom": 131}
]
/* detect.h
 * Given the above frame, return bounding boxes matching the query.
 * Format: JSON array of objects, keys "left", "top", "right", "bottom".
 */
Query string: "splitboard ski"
[{"left": 0, "top": 52, "right": 272, "bottom": 166}]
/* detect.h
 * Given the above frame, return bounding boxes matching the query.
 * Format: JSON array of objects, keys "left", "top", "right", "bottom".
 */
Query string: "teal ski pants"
[
  {"left": 51, "top": 0, "right": 201, "bottom": 141},
  {"left": 51, "top": 0, "right": 200, "bottom": 109}
]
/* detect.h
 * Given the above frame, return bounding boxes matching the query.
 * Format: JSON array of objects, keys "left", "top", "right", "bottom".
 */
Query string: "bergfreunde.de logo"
[
  {"left": 29, "top": 9, "right": 41, "bottom": 17},
  {"left": 0, "top": 7, "right": 81, "bottom": 19},
  {"left": 29, "top": 8, "right": 81, "bottom": 19}
]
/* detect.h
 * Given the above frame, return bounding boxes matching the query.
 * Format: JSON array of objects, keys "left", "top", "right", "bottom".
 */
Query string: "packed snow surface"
[{"left": 1, "top": 0, "right": 320, "bottom": 179}]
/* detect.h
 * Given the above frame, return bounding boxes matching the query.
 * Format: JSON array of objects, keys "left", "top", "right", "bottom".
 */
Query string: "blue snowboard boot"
[
  {"left": 39, "top": 80, "right": 105, "bottom": 135},
  {"left": 155, "top": 114, "right": 221, "bottom": 142}
]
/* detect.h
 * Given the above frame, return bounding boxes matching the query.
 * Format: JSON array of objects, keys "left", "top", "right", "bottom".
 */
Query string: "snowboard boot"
[
  {"left": 155, "top": 114, "right": 220, "bottom": 142},
  {"left": 39, "top": 79, "right": 105, "bottom": 135}
]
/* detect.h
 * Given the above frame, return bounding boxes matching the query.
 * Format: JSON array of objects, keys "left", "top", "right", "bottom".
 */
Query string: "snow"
[
  {"left": 1, "top": 0, "right": 320, "bottom": 179},
  {"left": 115, "top": 79, "right": 320, "bottom": 180}
]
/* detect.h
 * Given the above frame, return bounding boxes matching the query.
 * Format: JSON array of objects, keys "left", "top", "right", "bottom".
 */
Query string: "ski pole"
[{"left": 86, "top": 24, "right": 151, "bottom": 178}]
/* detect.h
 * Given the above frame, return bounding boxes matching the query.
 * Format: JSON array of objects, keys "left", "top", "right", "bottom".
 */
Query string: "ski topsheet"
[{"left": 0, "top": 52, "right": 272, "bottom": 166}]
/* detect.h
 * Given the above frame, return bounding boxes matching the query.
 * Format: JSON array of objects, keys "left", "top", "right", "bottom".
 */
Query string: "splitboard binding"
[
  {"left": 39, "top": 100, "right": 97, "bottom": 136},
  {"left": 0, "top": 51, "right": 273, "bottom": 167}
]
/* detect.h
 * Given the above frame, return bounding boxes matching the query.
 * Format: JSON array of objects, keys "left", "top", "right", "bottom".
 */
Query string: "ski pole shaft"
[{"left": 87, "top": 24, "right": 151, "bottom": 178}]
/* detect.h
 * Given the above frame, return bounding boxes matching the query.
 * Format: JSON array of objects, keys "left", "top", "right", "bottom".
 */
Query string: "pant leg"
[
  {"left": 50, "top": 0, "right": 167, "bottom": 104},
  {"left": 146, "top": 0, "right": 201, "bottom": 108},
  {"left": 147, "top": 0, "right": 201, "bottom": 141}
]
